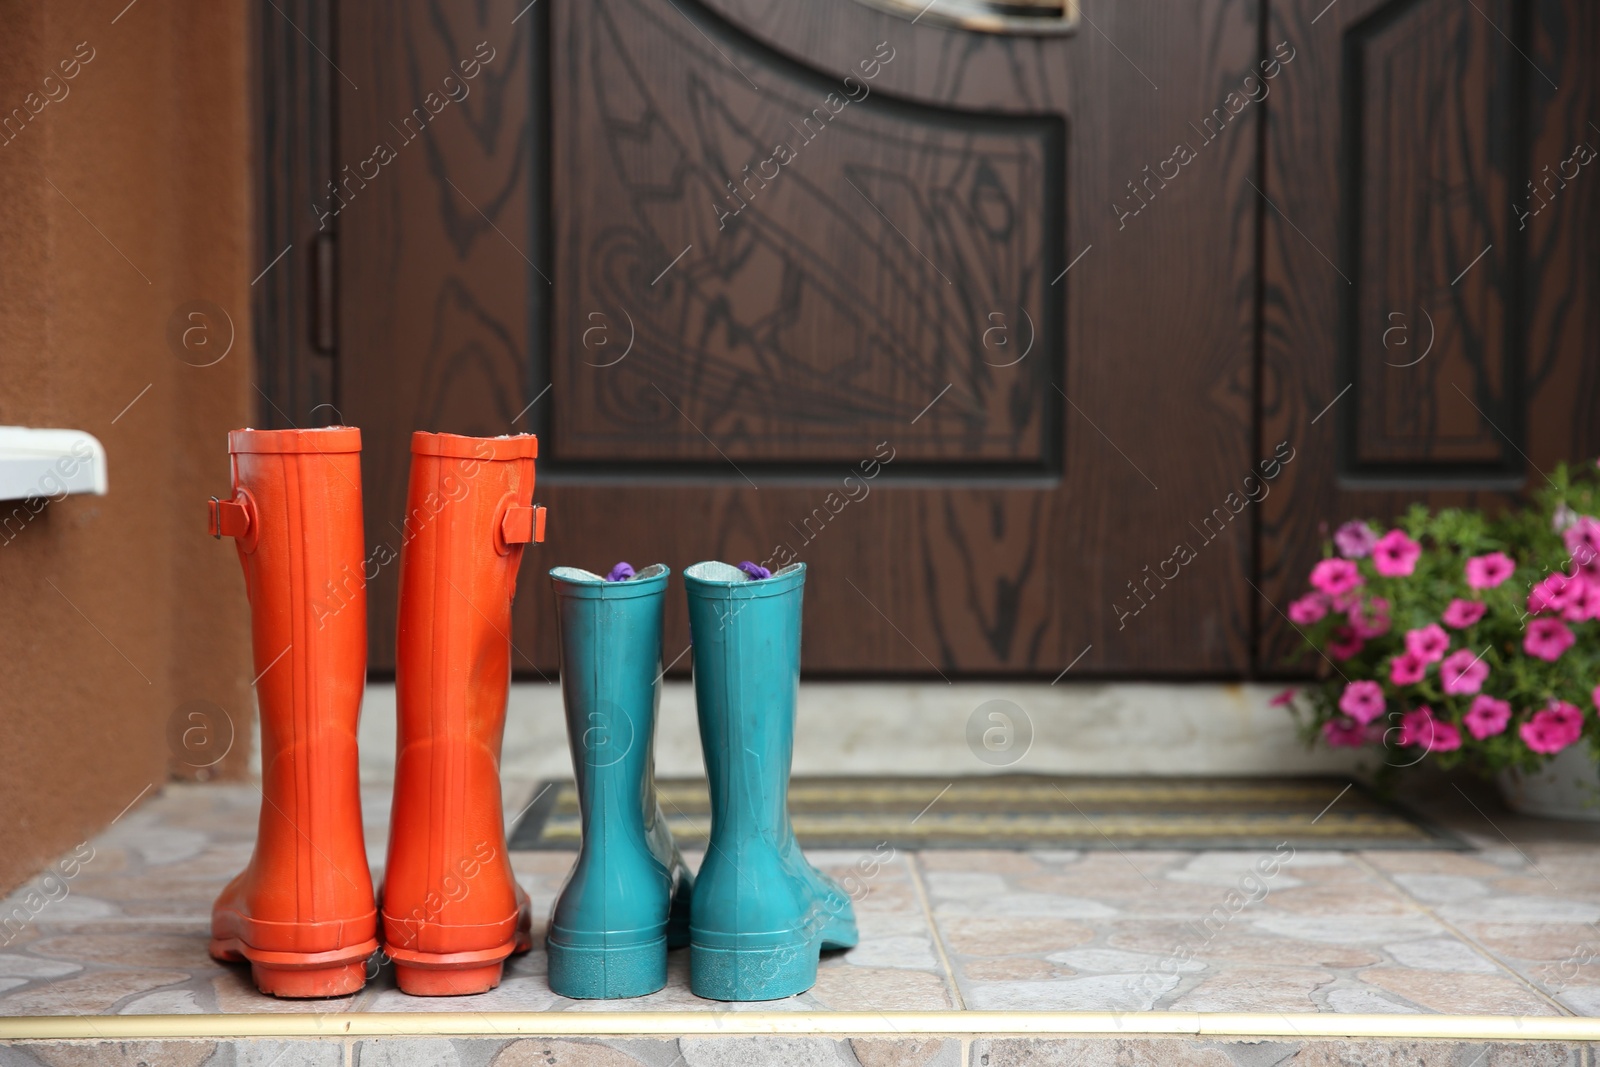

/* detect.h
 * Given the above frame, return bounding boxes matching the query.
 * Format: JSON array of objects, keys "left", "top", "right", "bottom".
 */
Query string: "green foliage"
[{"left": 1285, "top": 462, "right": 1600, "bottom": 780}]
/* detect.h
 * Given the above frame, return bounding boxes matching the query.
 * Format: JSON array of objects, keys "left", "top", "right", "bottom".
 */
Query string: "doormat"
[{"left": 507, "top": 775, "right": 1466, "bottom": 851}]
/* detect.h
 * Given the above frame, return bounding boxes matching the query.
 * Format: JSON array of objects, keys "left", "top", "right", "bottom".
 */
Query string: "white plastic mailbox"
[{"left": 0, "top": 427, "right": 108, "bottom": 502}]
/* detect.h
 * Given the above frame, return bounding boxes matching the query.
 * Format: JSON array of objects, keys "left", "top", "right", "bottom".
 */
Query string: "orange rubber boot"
[
  {"left": 382, "top": 432, "right": 545, "bottom": 995},
  {"left": 206, "top": 427, "right": 379, "bottom": 998}
]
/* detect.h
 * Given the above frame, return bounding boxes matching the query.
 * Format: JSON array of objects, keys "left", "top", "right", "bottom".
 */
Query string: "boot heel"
[
  {"left": 689, "top": 938, "right": 818, "bottom": 1002},
  {"left": 548, "top": 937, "right": 667, "bottom": 999},
  {"left": 250, "top": 959, "right": 368, "bottom": 999},
  {"left": 393, "top": 960, "right": 505, "bottom": 997}
]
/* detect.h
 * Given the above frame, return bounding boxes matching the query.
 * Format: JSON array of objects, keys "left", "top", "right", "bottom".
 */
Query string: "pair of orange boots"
[{"left": 205, "top": 426, "right": 547, "bottom": 997}]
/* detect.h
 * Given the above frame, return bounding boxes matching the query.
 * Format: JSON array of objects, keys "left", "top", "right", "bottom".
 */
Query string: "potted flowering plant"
[{"left": 1278, "top": 462, "right": 1600, "bottom": 817}]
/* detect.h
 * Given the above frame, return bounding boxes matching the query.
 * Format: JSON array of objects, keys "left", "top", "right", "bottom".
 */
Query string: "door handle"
[{"left": 848, "top": 0, "right": 1078, "bottom": 34}]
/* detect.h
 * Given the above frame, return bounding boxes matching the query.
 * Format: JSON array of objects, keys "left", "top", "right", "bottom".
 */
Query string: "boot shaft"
[
  {"left": 222, "top": 427, "right": 368, "bottom": 748},
  {"left": 683, "top": 562, "right": 805, "bottom": 844},
  {"left": 395, "top": 432, "right": 540, "bottom": 703},
  {"left": 550, "top": 564, "right": 669, "bottom": 798},
  {"left": 386, "top": 432, "right": 542, "bottom": 948}
]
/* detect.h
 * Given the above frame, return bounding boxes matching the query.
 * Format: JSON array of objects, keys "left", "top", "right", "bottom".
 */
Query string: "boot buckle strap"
[
  {"left": 500, "top": 504, "right": 546, "bottom": 546},
  {"left": 208, "top": 496, "right": 252, "bottom": 540}
]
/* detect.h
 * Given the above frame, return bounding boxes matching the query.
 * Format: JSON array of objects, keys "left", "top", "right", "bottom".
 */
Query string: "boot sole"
[
  {"left": 689, "top": 936, "right": 822, "bottom": 1001},
  {"left": 385, "top": 932, "right": 532, "bottom": 996},
  {"left": 209, "top": 937, "right": 378, "bottom": 999},
  {"left": 547, "top": 936, "right": 668, "bottom": 999},
  {"left": 688, "top": 910, "right": 859, "bottom": 1002}
]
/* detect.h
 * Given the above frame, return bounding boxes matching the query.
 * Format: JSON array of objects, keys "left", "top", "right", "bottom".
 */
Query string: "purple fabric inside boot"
[
  {"left": 738, "top": 561, "right": 771, "bottom": 580},
  {"left": 605, "top": 562, "right": 636, "bottom": 582}
]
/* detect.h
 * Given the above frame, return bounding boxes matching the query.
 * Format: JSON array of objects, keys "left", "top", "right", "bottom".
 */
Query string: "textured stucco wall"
[{"left": 0, "top": 0, "right": 254, "bottom": 893}]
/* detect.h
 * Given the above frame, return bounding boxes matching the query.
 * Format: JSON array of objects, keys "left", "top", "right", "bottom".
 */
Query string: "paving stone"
[
  {"left": 809, "top": 965, "right": 954, "bottom": 1011},
  {"left": 936, "top": 917, "right": 1096, "bottom": 957},
  {"left": 0, "top": 956, "right": 79, "bottom": 980},
  {"left": 491, "top": 1040, "right": 661, "bottom": 1066},
  {"left": 1322, "top": 985, "right": 1418, "bottom": 1013},
  {"left": 839, "top": 935, "right": 939, "bottom": 971},
  {"left": 681, "top": 1037, "right": 879, "bottom": 1067},
  {"left": 1167, "top": 966, "right": 1333, "bottom": 1012},
  {"left": 0, "top": 1041, "right": 220, "bottom": 1067},
  {"left": 974, "top": 1039, "right": 1584, "bottom": 1067},
  {"left": 960, "top": 957, "right": 1070, "bottom": 981},
  {"left": 848, "top": 1038, "right": 961, "bottom": 1067},
  {"left": 1356, "top": 967, "right": 1559, "bottom": 1015},
  {"left": 931, "top": 893, "right": 1118, "bottom": 920},
  {"left": 1383, "top": 937, "right": 1501, "bottom": 974},
  {"left": 0, "top": 971, "right": 190, "bottom": 1015},
  {"left": 964, "top": 972, "right": 1179, "bottom": 1011},
  {"left": 1389, "top": 873, "right": 1492, "bottom": 904},
  {"left": 1044, "top": 947, "right": 1205, "bottom": 974},
  {"left": 1249, "top": 914, "right": 1442, "bottom": 945},
  {"left": 1438, "top": 897, "right": 1600, "bottom": 924}
]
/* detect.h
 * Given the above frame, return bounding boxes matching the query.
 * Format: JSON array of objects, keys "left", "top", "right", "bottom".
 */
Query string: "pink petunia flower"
[
  {"left": 1565, "top": 517, "right": 1600, "bottom": 579},
  {"left": 1404, "top": 623, "right": 1450, "bottom": 663},
  {"left": 1288, "top": 594, "right": 1329, "bottom": 625},
  {"left": 1323, "top": 718, "right": 1369, "bottom": 748},
  {"left": 1338, "top": 680, "right": 1385, "bottom": 724},
  {"left": 1372, "top": 529, "right": 1422, "bottom": 577},
  {"left": 1441, "top": 598, "right": 1487, "bottom": 629},
  {"left": 1327, "top": 626, "right": 1364, "bottom": 661},
  {"left": 1429, "top": 719, "right": 1463, "bottom": 751},
  {"left": 1529, "top": 572, "right": 1584, "bottom": 615},
  {"left": 1310, "top": 558, "right": 1363, "bottom": 597},
  {"left": 1334, "top": 521, "right": 1380, "bottom": 559},
  {"left": 1520, "top": 700, "right": 1584, "bottom": 755},
  {"left": 1464, "top": 551, "right": 1515, "bottom": 590},
  {"left": 1464, "top": 695, "right": 1511, "bottom": 740},
  {"left": 1525, "top": 617, "right": 1576, "bottom": 662},
  {"left": 1389, "top": 651, "right": 1427, "bottom": 686},
  {"left": 1330, "top": 588, "right": 1362, "bottom": 612},
  {"left": 1269, "top": 688, "right": 1297, "bottom": 708},
  {"left": 1568, "top": 513, "right": 1600, "bottom": 544},
  {"left": 1563, "top": 580, "right": 1600, "bottom": 622},
  {"left": 1439, "top": 648, "right": 1490, "bottom": 695},
  {"left": 1348, "top": 596, "right": 1392, "bottom": 639},
  {"left": 1398, "top": 707, "right": 1461, "bottom": 752}
]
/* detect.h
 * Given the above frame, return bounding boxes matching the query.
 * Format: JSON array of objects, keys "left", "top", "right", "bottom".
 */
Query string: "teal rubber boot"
[
  {"left": 546, "top": 563, "right": 692, "bottom": 999},
  {"left": 684, "top": 561, "right": 858, "bottom": 1001}
]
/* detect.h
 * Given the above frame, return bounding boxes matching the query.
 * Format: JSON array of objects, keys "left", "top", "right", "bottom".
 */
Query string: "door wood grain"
[{"left": 325, "top": 0, "right": 1261, "bottom": 676}]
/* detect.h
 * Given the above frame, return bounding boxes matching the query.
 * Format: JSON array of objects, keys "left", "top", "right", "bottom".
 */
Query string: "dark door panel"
[
  {"left": 552, "top": 0, "right": 1065, "bottom": 466},
  {"left": 1259, "top": 0, "right": 1600, "bottom": 671}
]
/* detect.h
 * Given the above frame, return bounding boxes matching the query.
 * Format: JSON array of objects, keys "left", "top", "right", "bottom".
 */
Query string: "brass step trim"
[{"left": 0, "top": 1011, "right": 1594, "bottom": 1042}]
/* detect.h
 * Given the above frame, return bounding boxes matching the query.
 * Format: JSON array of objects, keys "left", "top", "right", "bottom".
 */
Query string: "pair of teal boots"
[{"left": 545, "top": 560, "right": 858, "bottom": 1001}]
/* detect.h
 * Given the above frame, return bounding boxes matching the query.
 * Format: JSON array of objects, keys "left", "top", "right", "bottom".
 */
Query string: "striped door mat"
[{"left": 508, "top": 775, "right": 1463, "bottom": 851}]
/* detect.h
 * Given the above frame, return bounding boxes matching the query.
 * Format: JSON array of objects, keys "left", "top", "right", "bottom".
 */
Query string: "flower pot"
[{"left": 1497, "top": 744, "right": 1600, "bottom": 821}]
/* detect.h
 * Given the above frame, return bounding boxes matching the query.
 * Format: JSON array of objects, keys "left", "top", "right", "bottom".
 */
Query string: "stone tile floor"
[{"left": 1, "top": 777, "right": 1599, "bottom": 1022}]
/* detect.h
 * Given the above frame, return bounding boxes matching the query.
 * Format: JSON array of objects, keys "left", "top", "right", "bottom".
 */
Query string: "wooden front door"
[{"left": 254, "top": 0, "right": 1597, "bottom": 678}]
